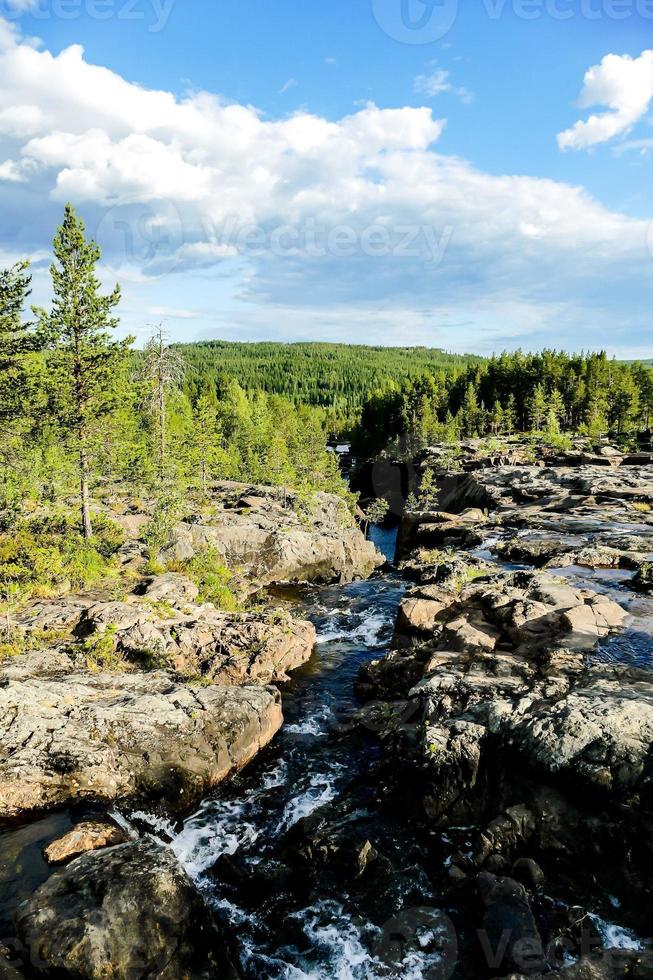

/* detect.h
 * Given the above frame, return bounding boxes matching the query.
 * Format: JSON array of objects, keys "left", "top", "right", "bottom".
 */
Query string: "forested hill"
[{"left": 174, "top": 341, "right": 483, "bottom": 414}]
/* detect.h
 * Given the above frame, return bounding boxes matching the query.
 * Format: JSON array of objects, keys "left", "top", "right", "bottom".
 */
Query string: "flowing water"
[
  {"left": 472, "top": 535, "right": 653, "bottom": 670},
  {"left": 124, "top": 526, "right": 472, "bottom": 978},
  {"left": 167, "top": 526, "right": 448, "bottom": 978},
  {"left": 1, "top": 524, "right": 649, "bottom": 977}
]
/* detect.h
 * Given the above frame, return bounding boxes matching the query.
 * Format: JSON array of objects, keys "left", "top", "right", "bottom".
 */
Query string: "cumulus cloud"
[
  {"left": 0, "top": 18, "right": 651, "bottom": 353},
  {"left": 558, "top": 50, "right": 653, "bottom": 151}
]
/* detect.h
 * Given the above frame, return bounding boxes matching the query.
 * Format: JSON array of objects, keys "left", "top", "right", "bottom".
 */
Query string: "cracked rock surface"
[{"left": 0, "top": 655, "right": 282, "bottom": 818}]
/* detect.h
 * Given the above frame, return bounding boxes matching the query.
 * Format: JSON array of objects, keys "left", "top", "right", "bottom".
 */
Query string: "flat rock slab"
[{"left": 0, "top": 659, "right": 282, "bottom": 818}]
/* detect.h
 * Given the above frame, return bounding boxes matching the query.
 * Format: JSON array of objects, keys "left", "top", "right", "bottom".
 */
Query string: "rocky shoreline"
[
  {"left": 0, "top": 482, "right": 383, "bottom": 978},
  {"left": 350, "top": 439, "right": 653, "bottom": 977},
  {"left": 2, "top": 454, "right": 653, "bottom": 978}
]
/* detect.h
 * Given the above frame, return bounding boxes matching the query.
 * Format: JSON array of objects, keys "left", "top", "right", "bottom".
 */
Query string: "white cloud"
[
  {"left": 174, "top": 242, "right": 238, "bottom": 266},
  {"left": 279, "top": 78, "right": 298, "bottom": 95},
  {"left": 414, "top": 64, "right": 474, "bottom": 104},
  {"left": 0, "top": 158, "right": 26, "bottom": 181},
  {"left": 558, "top": 50, "right": 653, "bottom": 151},
  {"left": 414, "top": 68, "right": 452, "bottom": 98},
  {"left": 0, "top": 19, "right": 651, "bottom": 355}
]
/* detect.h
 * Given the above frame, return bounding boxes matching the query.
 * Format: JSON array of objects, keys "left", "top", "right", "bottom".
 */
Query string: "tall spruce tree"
[
  {"left": 141, "top": 324, "right": 185, "bottom": 483},
  {"left": 0, "top": 261, "right": 37, "bottom": 421},
  {"left": 527, "top": 383, "right": 547, "bottom": 432},
  {"left": 190, "top": 387, "right": 221, "bottom": 492},
  {"left": 38, "top": 205, "right": 126, "bottom": 538},
  {"left": 461, "top": 383, "right": 479, "bottom": 437}
]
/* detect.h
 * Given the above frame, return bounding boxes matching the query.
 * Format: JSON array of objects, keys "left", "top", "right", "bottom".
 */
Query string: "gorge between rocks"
[{"left": 2, "top": 448, "right": 653, "bottom": 980}]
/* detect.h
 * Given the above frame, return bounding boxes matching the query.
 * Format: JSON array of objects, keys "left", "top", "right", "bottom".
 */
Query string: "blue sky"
[{"left": 1, "top": 0, "right": 652, "bottom": 355}]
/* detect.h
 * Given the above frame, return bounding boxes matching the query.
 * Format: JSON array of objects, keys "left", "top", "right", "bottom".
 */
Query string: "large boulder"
[
  {"left": 78, "top": 599, "right": 316, "bottom": 684},
  {"left": 15, "top": 839, "right": 241, "bottom": 978},
  {"left": 0, "top": 655, "right": 283, "bottom": 818},
  {"left": 477, "top": 873, "right": 547, "bottom": 975},
  {"left": 155, "top": 482, "right": 383, "bottom": 588},
  {"left": 17, "top": 587, "right": 317, "bottom": 687}
]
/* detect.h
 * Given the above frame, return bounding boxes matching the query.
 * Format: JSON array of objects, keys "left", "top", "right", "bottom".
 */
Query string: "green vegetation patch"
[
  {"left": 169, "top": 546, "right": 241, "bottom": 611},
  {"left": 0, "top": 513, "right": 123, "bottom": 604}
]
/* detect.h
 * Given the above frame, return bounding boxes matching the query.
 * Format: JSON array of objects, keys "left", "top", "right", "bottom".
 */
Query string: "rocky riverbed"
[
  {"left": 352, "top": 441, "right": 653, "bottom": 977},
  {"left": 1, "top": 458, "right": 653, "bottom": 978}
]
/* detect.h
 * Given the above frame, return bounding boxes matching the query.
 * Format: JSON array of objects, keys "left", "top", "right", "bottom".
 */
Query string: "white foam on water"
[
  {"left": 298, "top": 907, "right": 377, "bottom": 979},
  {"left": 589, "top": 914, "right": 643, "bottom": 951},
  {"left": 261, "top": 757, "right": 289, "bottom": 789},
  {"left": 316, "top": 611, "right": 389, "bottom": 648},
  {"left": 271, "top": 902, "right": 446, "bottom": 980},
  {"left": 277, "top": 772, "right": 341, "bottom": 833},
  {"left": 172, "top": 799, "right": 259, "bottom": 877},
  {"left": 117, "top": 810, "right": 176, "bottom": 841},
  {"left": 285, "top": 716, "right": 328, "bottom": 737}
]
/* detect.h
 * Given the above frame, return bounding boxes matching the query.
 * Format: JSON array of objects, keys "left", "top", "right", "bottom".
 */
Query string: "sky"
[{"left": 0, "top": 0, "right": 652, "bottom": 356}]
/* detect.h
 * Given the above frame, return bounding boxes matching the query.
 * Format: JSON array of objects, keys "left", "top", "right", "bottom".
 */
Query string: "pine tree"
[
  {"left": 527, "top": 383, "right": 547, "bottom": 432},
  {"left": 0, "top": 261, "right": 41, "bottom": 422},
  {"left": 191, "top": 390, "right": 220, "bottom": 492},
  {"left": 584, "top": 390, "right": 609, "bottom": 440},
  {"left": 548, "top": 388, "right": 566, "bottom": 430},
  {"left": 37, "top": 205, "right": 127, "bottom": 538},
  {"left": 503, "top": 394, "right": 516, "bottom": 435},
  {"left": 462, "top": 383, "right": 479, "bottom": 437},
  {"left": 0, "top": 261, "right": 31, "bottom": 366},
  {"left": 141, "top": 325, "right": 185, "bottom": 483},
  {"left": 609, "top": 374, "right": 640, "bottom": 436},
  {"left": 545, "top": 406, "right": 560, "bottom": 436},
  {"left": 489, "top": 401, "right": 504, "bottom": 435}
]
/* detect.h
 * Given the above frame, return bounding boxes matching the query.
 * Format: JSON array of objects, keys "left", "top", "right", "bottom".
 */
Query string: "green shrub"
[
  {"left": 543, "top": 432, "right": 573, "bottom": 451},
  {"left": 0, "top": 626, "right": 70, "bottom": 663},
  {"left": 142, "top": 493, "right": 183, "bottom": 558},
  {"left": 0, "top": 516, "right": 120, "bottom": 602},
  {"left": 172, "top": 547, "right": 240, "bottom": 611},
  {"left": 82, "top": 625, "right": 131, "bottom": 672}
]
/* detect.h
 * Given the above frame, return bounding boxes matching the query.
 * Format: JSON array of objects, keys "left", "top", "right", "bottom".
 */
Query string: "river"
[{"left": 0, "top": 524, "right": 648, "bottom": 978}]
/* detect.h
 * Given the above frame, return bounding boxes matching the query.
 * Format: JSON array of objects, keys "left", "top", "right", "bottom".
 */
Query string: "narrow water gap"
[{"left": 124, "top": 525, "right": 461, "bottom": 978}]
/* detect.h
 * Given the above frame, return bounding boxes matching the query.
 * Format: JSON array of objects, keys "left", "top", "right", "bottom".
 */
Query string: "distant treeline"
[
  {"left": 353, "top": 350, "right": 653, "bottom": 456},
  {"left": 175, "top": 340, "right": 483, "bottom": 430}
]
